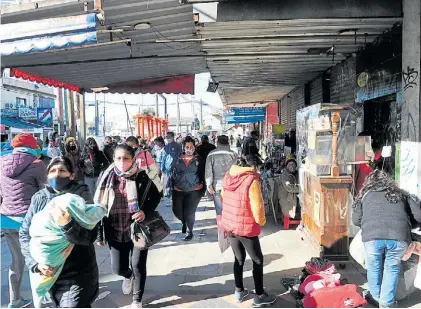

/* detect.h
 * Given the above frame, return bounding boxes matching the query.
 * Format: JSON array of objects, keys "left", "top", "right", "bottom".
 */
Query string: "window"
[
  {"left": 39, "top": 97, "right": 55, "bottom": 108},
  {"left": 16, "top": 97, "right": 26, "bottom": 107}
]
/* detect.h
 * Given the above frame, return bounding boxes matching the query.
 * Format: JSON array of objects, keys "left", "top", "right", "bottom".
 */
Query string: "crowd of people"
[
  {"left": 2, "top": 128, "right": 420, "bottom": 309},
  {"left": 0, "top": 131, "right": 277, "bottom": 308}
]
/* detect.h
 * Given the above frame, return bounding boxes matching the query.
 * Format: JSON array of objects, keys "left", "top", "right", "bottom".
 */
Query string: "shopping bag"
[
  {"left": 216, "top": 215, "right": 230, "bottom": 253},
  {"left": 349, "top": 230, "right": 366, "bottom": 269}
]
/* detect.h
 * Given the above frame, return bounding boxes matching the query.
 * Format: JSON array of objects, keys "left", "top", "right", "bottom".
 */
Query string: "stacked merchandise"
[{"left": 281, "top": 258, "right": 367, "bottom": 308}]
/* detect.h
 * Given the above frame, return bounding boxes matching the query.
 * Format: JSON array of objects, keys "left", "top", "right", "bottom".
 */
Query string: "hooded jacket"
[
  {"left": 0, "top": 152, "right": 46, "bottom": 216},
  {"left": 19, "top": 183, "right": 99, "bottom": 307},
  {"left": 205, "top": 145, "right": 237, "bottom": 192},
  {"left": 64, "top": 138, "right": 84, "bottom": 182},
  {"left": 221, "top": 165, "right": 265, "bottom": 237}
]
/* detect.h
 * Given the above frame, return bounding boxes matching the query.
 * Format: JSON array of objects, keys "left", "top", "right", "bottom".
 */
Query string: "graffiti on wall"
[
  {"left": 402, "top": 66, "right": 419, "bottom": 91},
  {"left": 400, "top": 141, "right": 419, "bottom": 196}
]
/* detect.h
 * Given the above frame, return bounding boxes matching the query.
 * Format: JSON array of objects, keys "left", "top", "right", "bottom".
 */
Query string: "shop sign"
[
  {"left": 1, "top": 109, "right": 18, "bottom": 117},
  {"left": 37, "top": 108, "right": 53, "bottom": 126},
  {"left": 224, "top": 107, "right": 266, "bottom": 124},
  {"left": 10, "top": 127, "right": 43, "bottom": 134},
  {"left": 225, "top": 107, "right": 265, "bottom": 117},
  {"left": 18, "top": 107, "right": 37, "bottom": 120}
]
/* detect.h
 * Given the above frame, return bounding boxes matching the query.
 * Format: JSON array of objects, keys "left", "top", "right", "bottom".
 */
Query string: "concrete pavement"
[{"left": 2, "top": 198, "right": 421, "bottom": 307}]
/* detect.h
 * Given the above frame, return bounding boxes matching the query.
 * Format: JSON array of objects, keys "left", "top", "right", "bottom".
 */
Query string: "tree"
[{"left": 142, "top": 108, "right": 155, "bottom": 116}]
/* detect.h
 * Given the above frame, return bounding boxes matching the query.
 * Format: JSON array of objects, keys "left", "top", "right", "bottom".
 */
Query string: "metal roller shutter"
[
  {"left": 309, "top": 75, "right": 323, "bottom": 105},
  {"left": 329, "top": 57, "right": 356, "bottom": 104},
  {"left": 289, "top": 86, "right": 305, "bottom": 129},
  {"left": 280, "top": 96, "right": 288, "bottom": 127}
]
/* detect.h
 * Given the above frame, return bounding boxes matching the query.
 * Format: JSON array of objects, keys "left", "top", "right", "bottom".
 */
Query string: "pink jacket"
[{"left": 0, "top": 152, "right": 47, "bottom": 216}]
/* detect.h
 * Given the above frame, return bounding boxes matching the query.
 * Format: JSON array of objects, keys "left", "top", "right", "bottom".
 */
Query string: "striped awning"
[{"left": 0, "top": 13, "right": 97, "bottom": 56}]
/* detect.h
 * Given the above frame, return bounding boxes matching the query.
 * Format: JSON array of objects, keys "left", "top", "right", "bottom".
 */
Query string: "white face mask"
[{"left": 185, "top": 149, "right": 195, "bottom": 156}]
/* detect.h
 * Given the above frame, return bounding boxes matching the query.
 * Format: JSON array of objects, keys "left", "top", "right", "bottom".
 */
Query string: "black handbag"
[
  {"left": 131, "top": 212, "right": 171, "bottom": 249},
  {"left": 131, "top": 177, "right": 170, "bottom": 249}
]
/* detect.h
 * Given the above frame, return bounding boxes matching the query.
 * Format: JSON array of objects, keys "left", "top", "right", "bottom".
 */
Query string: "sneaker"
[
  {"left": 363, "top": 290, "right": 379, "bottom": 307},
  {"left": 296, "top": 222, "right": 304, "bottom": 231},
  {"left": 235, "top": 289, "right": 249, "bottom": 302},
  {"left": 8, "top": 298, "right": 32, "bottom": 308},
  {"left": 131, "top": 301, "right": 143, "bottom": 308},
  {"left": 183, "top": 233, "right": 193, "bottom": 241},
  {"left": 122, "top": 276, "right": 133, "bottom": 295},
  {"left": 253, "top": 292, "right": 277, "bottom": 307}
]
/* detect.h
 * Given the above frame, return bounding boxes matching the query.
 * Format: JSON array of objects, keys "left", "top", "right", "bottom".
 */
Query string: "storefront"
[{"left": 0, "top": 117, "right": 45, "bottom": 140}]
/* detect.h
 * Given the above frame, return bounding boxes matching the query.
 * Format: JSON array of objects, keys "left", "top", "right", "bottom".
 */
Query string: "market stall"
[{"left": 296, "top": 104, "right": 371, "bottom": 261}]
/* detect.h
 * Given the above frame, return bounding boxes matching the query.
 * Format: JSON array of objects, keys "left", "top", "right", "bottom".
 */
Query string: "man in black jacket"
[
  {"left": 241, "top": 131, "right": 260, "bottom": 157},
  {"left": 102, "top": 136, "right": 115, "bottom": 164},
  {"left": 196, "top": 135, "right": 216, "bottom": 161}
]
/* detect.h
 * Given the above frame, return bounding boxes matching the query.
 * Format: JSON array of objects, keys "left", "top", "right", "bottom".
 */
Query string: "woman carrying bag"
[{"left": 95, "top": 144, "right": 162, "bottom": 308}]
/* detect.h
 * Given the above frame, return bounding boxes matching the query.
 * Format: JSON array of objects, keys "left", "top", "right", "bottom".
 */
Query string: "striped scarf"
[{"left": 94, "top": 162, "right": 140, "bottom": 214}]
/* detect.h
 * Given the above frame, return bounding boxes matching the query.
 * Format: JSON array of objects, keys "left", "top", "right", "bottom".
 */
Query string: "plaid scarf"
[{"left": 94, "top": 162, "right": 140, "bottom": 215}]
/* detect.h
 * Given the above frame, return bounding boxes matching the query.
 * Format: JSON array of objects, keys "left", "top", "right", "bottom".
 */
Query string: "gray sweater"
[{"left": 352, "top": 187, "right": 421, "bottom": 244}]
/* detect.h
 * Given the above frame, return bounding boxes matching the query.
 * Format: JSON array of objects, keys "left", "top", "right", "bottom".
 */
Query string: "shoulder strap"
[{"left": 139, "top": 176, "right": 152, "bottom": 210}]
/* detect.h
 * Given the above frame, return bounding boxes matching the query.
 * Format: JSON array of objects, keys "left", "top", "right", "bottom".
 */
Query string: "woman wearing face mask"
[
  {"left": 171, "top": 136, "right": 206, "bottom": 241},
  {"left": 0, "top": 133, "right": 46, "bottom": 308},
  {"left": 64, "top": 137, "right": 84, "bottom": 184},
  {"left": 19, "top": 156, "right": 99, "bottom": 308},
  {"left": 95, "top": 144, "right": 161, "bottom": 308},
  {"left": 80, "top": 137, "right": 109, "bottom": 196},
  {"left": 278, "top": 154, "right": 300, "bottom": 223}
]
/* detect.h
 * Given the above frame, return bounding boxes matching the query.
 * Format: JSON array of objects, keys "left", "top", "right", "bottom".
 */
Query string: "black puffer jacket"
[{"left": 19, "top": 182, "right": 99, "bottom": 308}]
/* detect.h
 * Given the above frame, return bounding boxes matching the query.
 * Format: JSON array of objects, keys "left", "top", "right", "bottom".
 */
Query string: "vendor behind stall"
[{"left": 278, "top": 154, "right": 300, "bottom": 219}]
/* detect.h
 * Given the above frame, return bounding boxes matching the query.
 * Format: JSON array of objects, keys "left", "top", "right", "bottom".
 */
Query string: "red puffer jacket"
[{"left": 221, "top": 165, "right": 264, "bottom": 237}]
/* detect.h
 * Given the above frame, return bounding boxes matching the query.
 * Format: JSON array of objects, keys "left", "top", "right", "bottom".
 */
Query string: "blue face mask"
[{"left": 48, "top": 176, "right": 71, "bottom": 191}]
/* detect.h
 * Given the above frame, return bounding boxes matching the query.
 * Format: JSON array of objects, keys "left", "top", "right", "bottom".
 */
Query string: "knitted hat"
[
  {"left": 11, "top": 133, "right": 38, "bottom": 149},
  {"left": 285, "top": 154, "right": 297, "bottom": 166}
]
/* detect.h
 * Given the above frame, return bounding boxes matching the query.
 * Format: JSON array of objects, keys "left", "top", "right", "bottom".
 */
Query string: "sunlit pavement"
[{"left": 3, "top": 198, "right": 421, "bottom": 308}]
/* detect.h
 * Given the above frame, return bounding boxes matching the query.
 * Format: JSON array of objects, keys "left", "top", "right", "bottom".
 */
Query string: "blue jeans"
[
  {"left": 364, "top": 240, "right": 408, "bottom": 307},
  {"left": 84, "top": 176, "right": 98, "bottom": 197},
  {"left": 213, "top": 191, "right": 223, "bottom": 215}
]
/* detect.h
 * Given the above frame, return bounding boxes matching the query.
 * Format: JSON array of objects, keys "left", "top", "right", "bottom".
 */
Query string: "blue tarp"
[{"left": 1, "top": 13, "right": 97, "bottom": 56}]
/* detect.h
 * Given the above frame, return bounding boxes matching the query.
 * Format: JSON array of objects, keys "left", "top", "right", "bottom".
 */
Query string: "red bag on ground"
[{"left": 303, "top": 284, "right": 367, "bottom": 308}]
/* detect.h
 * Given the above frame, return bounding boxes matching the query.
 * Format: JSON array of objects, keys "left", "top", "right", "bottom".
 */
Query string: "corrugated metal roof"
[
  {"left": 198, "top": 17, "right": 401, "bottom": 105},
  {"left": 1, "top": 0, "right": 207, "bottom": 92}
]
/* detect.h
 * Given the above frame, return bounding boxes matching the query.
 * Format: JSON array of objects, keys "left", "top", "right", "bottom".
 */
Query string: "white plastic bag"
[
  {"left": 349, "top": 230, "right": 366, "bottom": 269},
  {"left": 216, "top": 215, "right": 230, "bottom": 253}
]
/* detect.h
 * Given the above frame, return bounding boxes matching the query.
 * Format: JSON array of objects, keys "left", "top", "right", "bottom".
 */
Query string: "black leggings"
[
  {"left": 109, "top": 240, "right": 148, "bottom": 302},
  {"left": 172, "top": 190, "right": 203, "bottom": 233},
  {"left": 229, "top": 233, "right": 264, "bottom": 295}
]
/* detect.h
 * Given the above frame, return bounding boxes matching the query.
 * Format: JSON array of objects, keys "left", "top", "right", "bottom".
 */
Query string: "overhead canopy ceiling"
[
  {"left": 198, "top": 17, "right": 401, "bottom": 105},
  {"left": 1, "top": 0, "right": 207, "bottom": 93}
]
